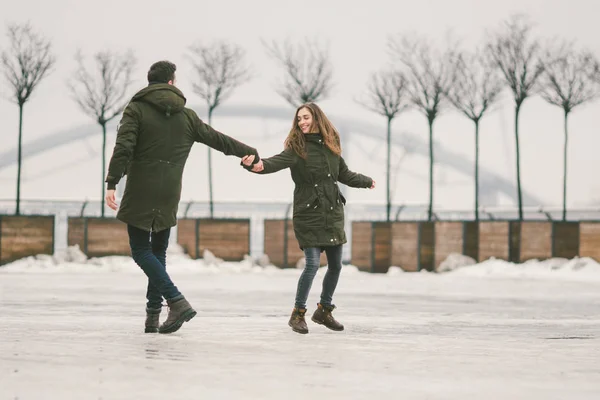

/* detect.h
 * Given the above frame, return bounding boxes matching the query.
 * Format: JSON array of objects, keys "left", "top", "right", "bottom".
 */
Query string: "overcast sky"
[{"left": 1, "top": 0, "right": 600, "bottom": 209}]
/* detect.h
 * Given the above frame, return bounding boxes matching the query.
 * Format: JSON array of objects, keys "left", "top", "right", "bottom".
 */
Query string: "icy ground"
[{"left": 1, "top": 248, "right": 600, "bottom": 400}]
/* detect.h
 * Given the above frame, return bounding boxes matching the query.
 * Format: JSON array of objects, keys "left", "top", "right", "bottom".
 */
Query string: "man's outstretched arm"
[{"left": 193, "top": 112, "right": 260, "bottom": 163}]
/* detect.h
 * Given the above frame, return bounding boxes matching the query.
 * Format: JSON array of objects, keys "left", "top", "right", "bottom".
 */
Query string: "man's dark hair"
[{"left": 147, "top": 61, "right": 176, "bottom": 84}]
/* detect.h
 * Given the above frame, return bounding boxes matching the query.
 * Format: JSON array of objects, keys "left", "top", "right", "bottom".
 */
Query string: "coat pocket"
[
  {"left": 338, "top": 192, "right": 347, "bottom": 206},
  {"left": 295, "top": 195, "right": 320, "bottom": 215}
]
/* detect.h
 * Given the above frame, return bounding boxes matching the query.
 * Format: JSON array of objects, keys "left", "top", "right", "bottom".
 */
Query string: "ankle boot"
[
  {"left": 145, "top": 307, "right": 161, "bottom": 333},
  {"left": 311, "top": 303, "right": 344, "bottom": 331},
  {"left": 288, "top": 307, "right": 309, "bottom": 334},
  {"left": 158, "top": 297, "right": 196, "bottom": 334}
]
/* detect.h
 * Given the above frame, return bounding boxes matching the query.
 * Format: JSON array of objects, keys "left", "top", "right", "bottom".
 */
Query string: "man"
[{"left": 105, "top": 60, "right": 260, "bottom": 334}]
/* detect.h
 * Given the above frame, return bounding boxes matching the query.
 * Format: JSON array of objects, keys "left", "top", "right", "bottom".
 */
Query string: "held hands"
[
  {"left": 241, "top": 155, "right": 264, "bottom": 172},
  {"left": 106, "top": 189, "right": 118, "bottom": 210}
]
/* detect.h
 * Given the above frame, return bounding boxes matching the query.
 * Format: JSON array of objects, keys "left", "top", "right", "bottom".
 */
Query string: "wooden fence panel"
[
  {"left": 579, "top": 222, "right": 600, "bottom": 261},
  {"left": 463, "top": 222, "right": 479, "bottom": 261},
  {"left": 419, "top": 222, "right": 435, "bottom": 271},
  {"left": 434, "top": 222, "right": 463, "bottom": 270},
  {"left": 68, "top": 217, "right": 129, "bottom": 257},
  {"left": 197, "top": 219, "right": 250, "bottom": 261},
  {"left": 552, "top": 222, "right": 579, "bottom": 259},
  {"left": 509, "top": 221, "right": 521, "bottom": 263},
  {"left": 0, "top": 215, "right": 54, "bottom": 265},
  {"left": 86, "top": 218, "right": 130, "bottom": 257},
  {"left": 263, "top": 219, "right": 325, "bottom": 268},
  {"left": 372, "top": 222, "right": 391, "bottom": 273},
  {"left": 478, "top": 221, "right": 509, "bottom": 262},
  {"left": 390, "top": 222, "right": 419, "bottom": 272},
  {"left": 177, "top": 219, "right": 197, "bottom": 258},
  {"left": 519, "top": 222, "right": 552, "bottom": 261},
  {"left": 351, "top": 222, "right": 373, "bottom": 271},
  {"left": 264, "top": 220, "right": 286, "bottom": 267}
]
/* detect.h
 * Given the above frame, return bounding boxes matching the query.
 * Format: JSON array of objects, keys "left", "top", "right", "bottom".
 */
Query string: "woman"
[{"left": 242, "top": 103, "right": 375, "bottom": 335}]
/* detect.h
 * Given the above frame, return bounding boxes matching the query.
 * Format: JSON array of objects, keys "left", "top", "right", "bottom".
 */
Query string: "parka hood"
[{"left": 131, "top": 83, "right": 186, "bottom": 116}]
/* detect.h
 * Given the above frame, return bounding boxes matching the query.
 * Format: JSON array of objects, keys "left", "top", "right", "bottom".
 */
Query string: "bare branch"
[
  {"left": 446, "top": 47, "right": 504, "bottom": 122},
  {"left": 357, "top": 69, "right": 411, "bottom": 119},
  {"left": 262, "top": 37, "right": 333, "bottom": 107},
  {"left": 539, "top": 43, "right": 600, "bottom": 114},
  {"left": 486, "top": 14, "right": 545, "bottom": 106},
  {"left": 387, "top": 33, "right": 457, "bottom": 123},
  {"left": 1, "top": 22, "right": 55, "bottom": 106},
  {"left": 67, "top": 49, "right": 136, "bottom": 124},
  {"left": 188, "top": 40, "right": 252, "bottom": 114}
]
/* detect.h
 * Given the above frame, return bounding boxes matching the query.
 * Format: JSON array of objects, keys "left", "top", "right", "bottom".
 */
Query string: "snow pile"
[
  {"left": 2, "top": 248, "right": 600, "bottom": 282},
  {"left": 53, "top": 244, "right": 89, "bottom": 264},
  {"left": 387, "top": 266, "right": 405, "bottom": 276},
  {"left": 0, "top": 245, "right": 281, "bottom": 274},
  {"left": 437, "top": 253, "right": 477, "bottom": 273},
  {"left": 446, "top": 255, "right": 600, "bottom": 282}
]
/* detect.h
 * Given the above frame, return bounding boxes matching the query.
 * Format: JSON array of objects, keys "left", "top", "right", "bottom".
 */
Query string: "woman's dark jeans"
[{"left": 294, "top": 245, "right": 343, "bottom": 309}]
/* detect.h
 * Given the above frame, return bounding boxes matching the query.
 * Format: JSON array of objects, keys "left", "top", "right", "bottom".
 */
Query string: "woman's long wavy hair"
[{"left": 284, "top": 103, "right": 342, "bottom": 159}]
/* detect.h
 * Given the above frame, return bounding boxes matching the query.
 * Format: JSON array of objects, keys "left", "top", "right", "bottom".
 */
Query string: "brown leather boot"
[
  {"left": 145, "top": 307, "right": 161, "bottom": 333},
  {"left": 158, "top": 297, "right": 196, "bottom": 334},
  {"left": 288, "top": 307, "right": 309, "bottom": 334},
  {"left": 311, "top": 303, "right": 344, "bottom": 331}
]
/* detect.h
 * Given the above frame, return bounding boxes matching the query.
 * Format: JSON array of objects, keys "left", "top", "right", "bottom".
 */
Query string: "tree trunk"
[
  {"left": 474, "top": 119, "right": 480, "bottom": 221},
  {"left": 514, "top": 104, "right": 523, "bottom": 221},
  {"left": 16, "top": 103, "right": 24, "bottom": 215},
  {"left": 386, "top": 116, "right": 392, "bottom": 222},
  {"left": 101, "top": 122, "right": 107, "bottom": 218},
  {"left": 428, "top": 118, "right": 434, "bottom": 221},
  {"left": 562, "top": 110, "right": 569, "bottom": 221},
  {"left": 208, "top": 109, "right": 214, "bottom": 219}
]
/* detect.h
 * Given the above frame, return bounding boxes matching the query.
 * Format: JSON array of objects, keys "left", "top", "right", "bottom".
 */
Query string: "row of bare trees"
[
  {"left": 0, "top": 22, "right": 333, "bottom": 217},
  {"left": 361, "top": 14, "right": 600, "bottom": 222},
  {"left": 2, "top": 17, "right": 600, "bottom": 221}
]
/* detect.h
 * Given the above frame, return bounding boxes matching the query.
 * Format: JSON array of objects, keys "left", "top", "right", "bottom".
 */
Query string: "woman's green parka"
[{"left": 254, "top": 133, "right": 372, "bottom": 249}]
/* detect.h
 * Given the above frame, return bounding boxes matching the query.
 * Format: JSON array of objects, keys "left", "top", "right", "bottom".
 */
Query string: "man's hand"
[
  {"left": 242, "top": 155, "right": 264, "bottom": 172},
  {"left": 106, "top": 189, "right": 118, "bottom": 211},
  {"left": 241, "top": 155, "right": 254, "bottom": 166}
]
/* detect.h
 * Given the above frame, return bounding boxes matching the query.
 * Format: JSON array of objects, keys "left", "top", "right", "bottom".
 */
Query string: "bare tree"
[
  {"left": 68, "top": 49, "right": 136, "bottom": 217},
  {"left": 263, "top": 38, "right": 333, "bottom": 107},
  {"left": 358, "top": 69, "right": 411, "bottom": 221},
  {"left": 446, "top": 48, "right": 504, "bottom": 220},
  {"left": 1, "top": 23, "right": 55, "bottom": 215},
  {"left": 487, "top": 14, "right": 545, "bottom": 220},
  {"left": 188, "top": 40, "right": 252, "bottom": 218},
  {"left": 540, "top": 44, "right": 599, "bottom": 221},
  {"left": 388, "top": 33, "right": 457, "bottom": 221},
  {"left": 592, "top": 61, "right": 600, "bottom": 84}
]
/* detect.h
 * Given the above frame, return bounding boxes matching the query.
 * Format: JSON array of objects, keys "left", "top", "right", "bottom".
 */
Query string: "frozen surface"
[{"left": 1, "top": 250, "right": 600, "bottom": 400}]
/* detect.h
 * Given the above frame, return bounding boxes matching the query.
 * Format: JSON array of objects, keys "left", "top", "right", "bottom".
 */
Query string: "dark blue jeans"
[
  {"left": 127, "top": 225, "right": 182, "bottom": 310},
  {"left": 294, "top": 245, "right": 343, "bottom": 309}
]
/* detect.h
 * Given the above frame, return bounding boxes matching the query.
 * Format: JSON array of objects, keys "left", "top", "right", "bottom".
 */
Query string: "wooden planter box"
[
  {"left": 68, "top": 217, "right": 129, "bottom": 257},
  {"left": 263, "top": 219, "right": 326, "bottom": 268},
  {"left": 0, "top": 215, "right": 55, "bottom": 265},
  {"left": 352, "top": 221, "right": 434, "bottom": 273},
  {"left": 178, "top": 218, "right": 250, "bottom": 261}
]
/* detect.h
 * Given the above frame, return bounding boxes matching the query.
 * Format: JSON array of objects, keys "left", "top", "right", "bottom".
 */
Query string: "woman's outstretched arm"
[
  {"left": 242, "top": 148, "right": 298, "bottom": 174},
  {"left": 338, "top": 157, "right": 374, "bottom": 188}
]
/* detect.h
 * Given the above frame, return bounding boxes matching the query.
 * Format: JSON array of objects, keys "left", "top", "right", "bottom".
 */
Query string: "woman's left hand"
[{"left": 370, "top": 180, "right": 376, "bottom": 189}]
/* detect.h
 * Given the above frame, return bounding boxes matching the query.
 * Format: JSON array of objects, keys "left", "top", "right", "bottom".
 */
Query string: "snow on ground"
[
  {"left": 4, "top": 245, "right": 600, "bottom": 283},
  {"left": 1, "top": 248, "right": 600, "bottom": 399}
]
